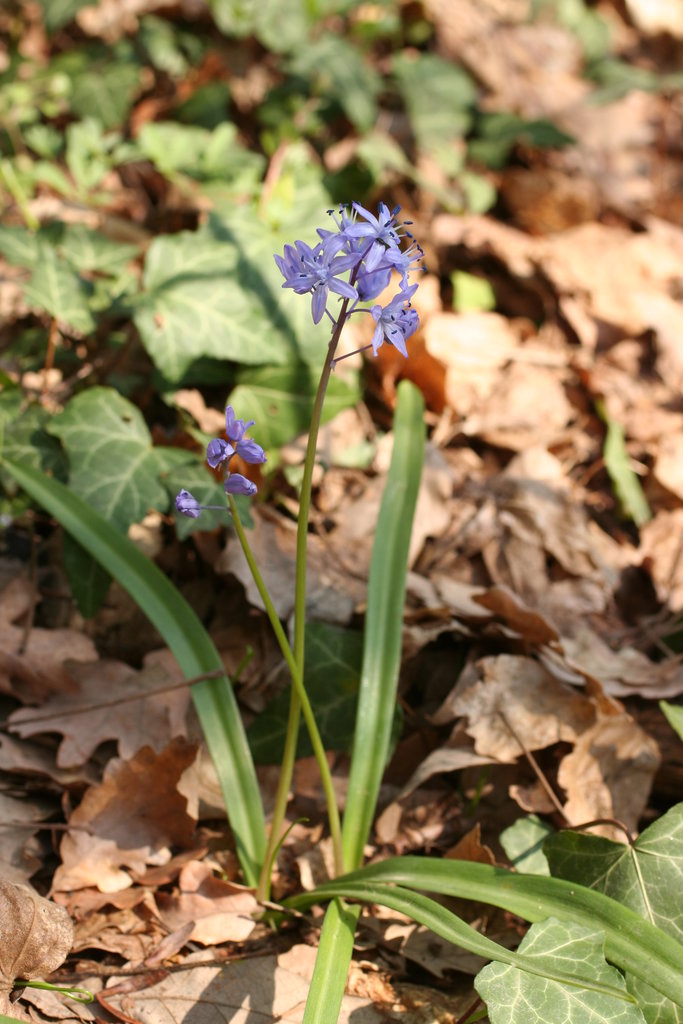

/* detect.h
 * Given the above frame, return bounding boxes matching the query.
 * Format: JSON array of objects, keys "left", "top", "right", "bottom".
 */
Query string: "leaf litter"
[{"left": 1, "top": 0, "right": 683, "bottom": 1020}]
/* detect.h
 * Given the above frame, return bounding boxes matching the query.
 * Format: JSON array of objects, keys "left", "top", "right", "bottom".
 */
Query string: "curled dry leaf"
[{"left": 0, "top": 880, "right": 73, "bottom": 1017}]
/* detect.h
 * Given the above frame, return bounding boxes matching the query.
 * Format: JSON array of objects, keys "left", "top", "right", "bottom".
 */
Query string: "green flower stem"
[
  {"left": 261, "top": 304, "right": 352, "bottom": 892},
  {"left": 228, "top": 496, "right": 343, "bottom": 900}
]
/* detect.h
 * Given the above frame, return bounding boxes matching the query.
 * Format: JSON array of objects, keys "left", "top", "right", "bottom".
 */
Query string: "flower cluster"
[
  {"left": 175, "top": 405, "right": 266, "bottom": 519},
  {"left": 275, "top": 201, "right": 423, "bottom": 358}
]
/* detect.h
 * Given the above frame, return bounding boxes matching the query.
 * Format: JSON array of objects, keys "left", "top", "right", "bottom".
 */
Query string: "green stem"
[
  {"left": 229, "top": 496, "right": 343, "bottom": 899},
  {"left": 259, "top": 304, "right": 352, "bottom": 893}
]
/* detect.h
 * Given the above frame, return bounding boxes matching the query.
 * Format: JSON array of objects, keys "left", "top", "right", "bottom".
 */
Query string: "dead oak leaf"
[
  {"left": 558, "top": 713, "right": 660, "bottom": 836},
  {"left": 452, "top": 655, "right": 595, "bottom": 762},
  {"left": 156, "top": 860, "right": 258, "bottom": 946},
  {"left": 9, "top": 655, "right": 191, "bottom": 767},
  {"left": 52, "top": 738, "right": 197, "bottom": 894},
  {"left": 0, "top": 577, "right": 97, "bottom": 700}
]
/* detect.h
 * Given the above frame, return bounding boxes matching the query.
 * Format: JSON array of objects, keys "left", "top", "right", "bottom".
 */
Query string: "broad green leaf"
[
  {"left": 47, "top": 387, "right": 192, "bottom": 531},
  {"left": 137, "top": 121, "right": 264, "bottom": 185},
  {"left": 469, "top": 112, "right": 574, "bottom": 169},
  {"left": 134, "top": 211, "right": 324, "bottom": 381},
  {"left": 23, "top": 251, "right": 95, "bottom": 333},
  {"left": 342, "top": 381, "right": 425, "bottom": 870},
  {"left": 35, "top": 0, "right": 92, "bottom": 30},
  {"left": 67, "top": 44, "right": 141, "bottom": 129},
  {"left": 62, "top": 532, "right": 112, "bottom": 618},
  {"left": 230, "top": 364, "right": 360, "bottom": 452},
  {"left": 500, "top": 815, "right": 553, "bottom": 875},
  {"left": 248, "top": 622, "right": 364, "bottom": 762},
  {"left": 0, "top": 224, "right": 41, "bottom": 268},
  {"left": 475, "top": 917, "right": 645, "bottom": 1024},
  {"left": 54, "top": 224, "right": 139, "bottom": 275},
  {"left": 660, "top": 702, "right": 683, "bottom": 742},
  {"left": 393, "top": 52, "right": 476, "bottom": 152},
  {"left": 314, "top": 857, "right": 683, "bottom": 1008},
  {"left": 288, "top": 35, "right": 381, "bottom": 132},
  {"left": 0, "top": 457, "right": 266, "bottom": 885},
  {"left": 0, "top": 400, "right": 67, "bottom": 481},
  {"left": 544, "top": 806, "right": 683, "bottom": 944}
]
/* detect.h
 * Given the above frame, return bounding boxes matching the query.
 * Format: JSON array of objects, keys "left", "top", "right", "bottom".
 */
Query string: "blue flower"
[
  {"left": 370, "top": 283, "right": 419, "bottom": 358},
  {"left": 207, "top": 438, "right": 234, "bottom": 469},
  {"left": 175, "top": 489, "right": 202, "bottom": 518},
  {"left": 344, "top": 201, "right": 403, "bottom": 250},
  {"left": 275, "top": 237, "right": 359, "bottom": 324},
  {"left": 225, "top": 473, "right": 257, "bottom": 496}
]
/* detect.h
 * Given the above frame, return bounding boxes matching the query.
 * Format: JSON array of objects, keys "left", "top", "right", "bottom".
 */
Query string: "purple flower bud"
[
  {"left": 206, "top": 438, "right": 234, "bottom": 469},
  {"left": 225, "top": 406, "right": 254, "bottom": 443},
  {"left": 225, "top": 473, "right": 258, "bottom": 497},
  {"left": 236, "top": 437, "right": 267, "bottom": 464},
  {"left": 175, "top": 489, "right": 202, "bottom": 518}
]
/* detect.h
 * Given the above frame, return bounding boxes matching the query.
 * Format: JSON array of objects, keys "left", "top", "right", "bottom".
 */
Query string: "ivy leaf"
[
  {"left": 247, "top": 623, "right": 364, "bottom": 762},
  {"left": 134, "top": 211, "right": 322, "bottom": 382},
  {"left": 545, "top": 805, "right": 683, "bottom": 1024},
  {"left": 544, "top": 805, "right": 683, "bottom": 943},
  {"left": 62, "top": 532, "right": 112, "bottom": 618},
  {"left": 500, "top": 815, "right": 553, "bottom": 875},
  {"left": 229, "top": 363, "right": 361, "bottom": 451},
  {"left": 22, "top": 250, "right": 96, "bottom": 333},
  {"left": 47, "top": 387, "right": 193, "bottom": 532},
  {"left": 475, "top": 918, "right": 645, "bottom": 1024}
]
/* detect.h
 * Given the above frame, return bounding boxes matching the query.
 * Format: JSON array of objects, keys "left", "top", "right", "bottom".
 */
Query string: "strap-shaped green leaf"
[
  {"left": 1, "top": 456, "right": 266, "bottom": 885},
  {"left": 300, "top": 857, "right": 683, "bottom": 1008},
  {"left": 302, "top": 899, "right": 361, "bottom": 1024},
  {"left": 295, "top": 881, "right": 636, "bottom": 1004},
  {"left": 342, "top": 380, "right": 425, "bottom": 870}
]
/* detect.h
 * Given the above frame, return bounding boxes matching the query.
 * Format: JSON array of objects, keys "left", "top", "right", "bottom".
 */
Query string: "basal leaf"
[
  {"left": 47, "top": 387, "right": 192, "bottom": 531},
  {"left": 475, "top": 918, "right": 645, "bottom": 1024}
]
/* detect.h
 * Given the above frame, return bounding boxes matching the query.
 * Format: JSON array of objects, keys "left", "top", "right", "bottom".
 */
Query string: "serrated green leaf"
[
  {"left": 67, "top": 45, "right": 141, "bottom": 129},
  {"left": 500, "top": 815, "right": 553, "bottom": 875},
  {"left": 22, "top": 251, "right": 96, "bottom": 333},
  {"left": 475, "top": 917, "right": 645, "bottom": 1024},
  {"left": 544, "top": 805, "right": 683, "bottom": 944},
  {"left": 230, "top": 364, "right": 360, "bottom": 451},
  {"left": 248, "top": 622, "right": 364, "bottom": 762},
  {"left": 137, "top": 121, "right": 264, "bottom": 184},
  {"left": 47, "top": 387, "right": 192, "bottom": 531}
]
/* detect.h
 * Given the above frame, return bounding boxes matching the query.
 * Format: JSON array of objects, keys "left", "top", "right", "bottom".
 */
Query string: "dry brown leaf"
[
  {"left": 561, "top": 626, "right": 683, "bottom": 699},
  {"left": 558, "top": 713, "right": 660, "bottom": 836},
  {"left": 0, "top": 791, "right": 54, "bottom": 884},
  {"left": 0, "top": 881, "right": 73, "bottom": 1017},
  {"left": 52, "top": 738, "right": 197, "bottom": 893},
  {"left": 9, "top": 655, "right": 190, "bottom": 767},
  {"left": 640, "top": 510, "right": 683, "bottom": 612},
  {"left": 101, "top": 947, "right": 388, "bottom": 1023},
  {"left": 0, "top": 577, "right": 97, "bottom": 700},
  {"left": 156, "top": 861, "right": 257, "bottom": 946},
  {"left": 453, "top": 655, "right": 596, "bottom": 761}
]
